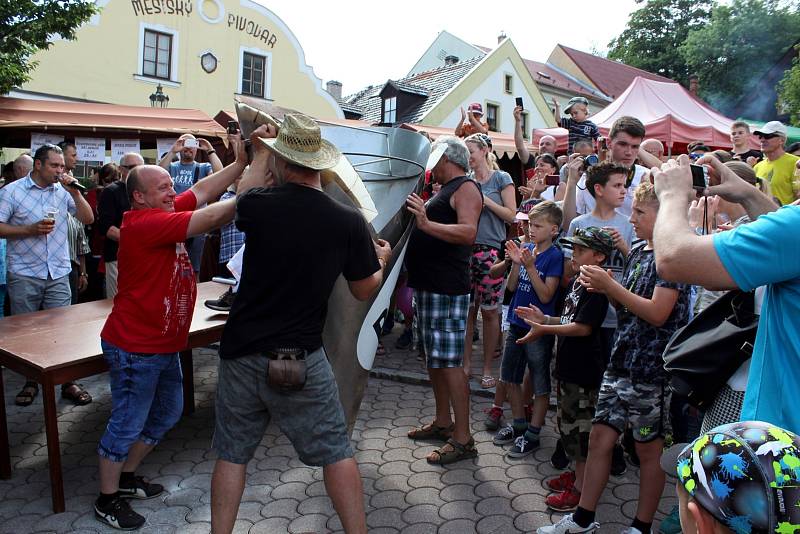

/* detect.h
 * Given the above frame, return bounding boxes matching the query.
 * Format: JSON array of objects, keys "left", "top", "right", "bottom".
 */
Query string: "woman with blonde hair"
[{"left": 463, "top": 133, "right": 516, "bottom": 388}]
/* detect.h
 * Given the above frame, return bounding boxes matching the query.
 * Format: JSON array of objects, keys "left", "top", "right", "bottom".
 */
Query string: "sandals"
[
  {"left": 408, "top": 422, "right": 454, "bottom": 441},
  {"left": 15, "top": 382, "right": 39, "bottom": 407},
  {"left": 376, "top": 342, "right": 386, "bottom": 356},
  {"left": 480, "top": 376, "right": 497, "bottom": 389},
  {"left": 61, "top": 382, "right": 92, "bottom": 406},
  {"left": 427, "top": 437, "right": 478, "bottom": 465}
]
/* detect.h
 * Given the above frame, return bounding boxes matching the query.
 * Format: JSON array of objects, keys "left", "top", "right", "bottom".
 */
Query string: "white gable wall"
[
  {"left": 407, "top": 31, "right": 485, "bottom": 76},
  {"left": 435, "top": 58, "right": 550, "bottom": 136}
]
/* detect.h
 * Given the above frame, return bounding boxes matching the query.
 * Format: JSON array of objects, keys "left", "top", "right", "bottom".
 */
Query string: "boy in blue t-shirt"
[
  {"left": 554, "top": 97, "right": 600, "bottom": 154},
  {"left": 493, "top": 201, "right": 564, "bottom": 458}
]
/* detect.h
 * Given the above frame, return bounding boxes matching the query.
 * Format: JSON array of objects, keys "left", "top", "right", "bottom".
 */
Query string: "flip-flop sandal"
[
  {"left": 61, "top": 383, "right": 92, "bottom": 406},
  {"left": 408, "top": 422, "right": 454, "bottom": 441},
  {"left": 376, "top": 342, "right": 386, "bottom": 356},
  {"left": 480, "top": 376, "right": 497, "bottom": 389},
  {"left": 427, "top": 437, "right": 478, "bottom": 465},
  {"left": 15, "top": 382, "right": 39, "bottom": 407}
]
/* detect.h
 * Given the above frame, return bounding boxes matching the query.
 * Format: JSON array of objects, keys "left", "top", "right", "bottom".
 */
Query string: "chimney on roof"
[
  {"left": 688, "top": 74, "right": 699, "bottom": 95},
  {"left": 497, "top": 31, "right": 507, "bottom": 44},
  {"left": 326, "top": 80, "right": 343, "bottom": 101},
  {"left": 444, "top": 55, "right": 459, "bottom": 66}
]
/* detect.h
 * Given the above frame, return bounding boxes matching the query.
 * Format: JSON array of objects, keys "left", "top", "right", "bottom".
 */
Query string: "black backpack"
[{"left": 662, "top": 290, "right": 758, "bottom": 409}]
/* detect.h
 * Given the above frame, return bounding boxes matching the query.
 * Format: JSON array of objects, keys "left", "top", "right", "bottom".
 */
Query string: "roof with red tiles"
[{"left": 555, "top": 44, "right": 676, "bottom": 99}]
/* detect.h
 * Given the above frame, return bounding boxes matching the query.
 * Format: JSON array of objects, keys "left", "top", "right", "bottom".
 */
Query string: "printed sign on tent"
[
  {"left": 30, "top": 133, "right": 65, "bottom": 154},
  {"left": 75, "top": 137, "right": 106, "bottom": 161},
  {"left": 111, "top": 139, "right": 141, "bottom": 163},
  {"left": 157, "top": 138, "right": 178, "bottom": 161}
]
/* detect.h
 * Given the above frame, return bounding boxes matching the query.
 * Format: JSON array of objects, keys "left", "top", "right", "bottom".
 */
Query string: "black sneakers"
[
  {"left": 204, "top": 287, "right": 235, "bottom": 312},
  {"left": 118, "top": 475, "right": 164, "bottom": 500},
  {"left": 94, "top": 496, "right": 145, "bottom": 530}
]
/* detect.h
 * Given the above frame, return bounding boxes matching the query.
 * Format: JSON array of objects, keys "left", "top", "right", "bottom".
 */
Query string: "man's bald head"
[
  {"left": 641, "top": 138, "right": 665, "bottom": 160},
  {"left": 13, "top": 154, "right": 33, "bottom": 179},
  {"left": 539, "top": 135, "right": 557, "bottom": 155},
  {"left": 127, "top": 165, "right": 171, "bottom": 207},
  {"left": 119, "top": 152, "right": 144, "bottom": 181}
]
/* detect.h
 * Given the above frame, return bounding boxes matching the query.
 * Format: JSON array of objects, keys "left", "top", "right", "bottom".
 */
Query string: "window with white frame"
[
  {"left": 143, "top": 29, "right": 172, "bottom": 80},
  {"left": 242, "top": 52, "right": 267, "bottom": 98},
  {"left": 383, "top": 96, "right": 397, "bottom": 124},
  {"left": 504, "top": 74, "right": 513, "bottom": 93}
]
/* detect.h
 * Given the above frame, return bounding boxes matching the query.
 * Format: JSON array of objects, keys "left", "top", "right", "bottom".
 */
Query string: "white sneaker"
[
  {"left": 621, "top": 528, "right": 643, "bottom": 534},
  {"left": 536, "top": 513, "right": 600, "bottom": 534}
]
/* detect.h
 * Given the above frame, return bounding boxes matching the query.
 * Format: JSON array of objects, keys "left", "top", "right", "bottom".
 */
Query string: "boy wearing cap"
[
  {"left": 516, "top": 226, "right": 612, "bottom": 512},
  {"left": 455, "top": 102, "right": 489, "bottom": 137},
  {"left": 663, "top": 420, "right": 800, "bottom": 534},
  {"left": 554, "top": 97, "right": 600, "bottom": 154},
  {"left": 752, "top": 121, "right": 799, "bottom": 205},
  {"left": 538, "top": 182, "right": 691, "bottom": 534},
  {"left": 491, "top": 201, "right": 563, "bottom": 457}
]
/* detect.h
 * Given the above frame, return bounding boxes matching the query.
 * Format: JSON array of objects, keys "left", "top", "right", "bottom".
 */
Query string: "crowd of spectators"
[{"left": 0, "top": 100, "right": 797, "bottom": 533}]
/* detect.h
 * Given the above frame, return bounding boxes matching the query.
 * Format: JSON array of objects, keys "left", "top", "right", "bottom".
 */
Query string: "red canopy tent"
[{"left": 533, "top": 77, "right": 759, "bottom": 154}]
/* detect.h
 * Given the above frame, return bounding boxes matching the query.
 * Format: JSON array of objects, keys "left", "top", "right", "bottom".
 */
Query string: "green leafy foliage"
[
  {"left": 0, "top": 0, "right": 99, "bottom": 94},
  {"left": 679, "top": 0, "right": 800, "bottom": 114},
  {"left": 778, "top": 46, "right": 800, "bottom": 126},
  {"left": 607, "top": 0, "right": 713, "bottom": 82}
]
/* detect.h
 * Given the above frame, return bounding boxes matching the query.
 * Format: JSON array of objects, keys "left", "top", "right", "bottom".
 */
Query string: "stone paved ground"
[{"left": 0, "top": 343, "right": 677, "bottom": 534}]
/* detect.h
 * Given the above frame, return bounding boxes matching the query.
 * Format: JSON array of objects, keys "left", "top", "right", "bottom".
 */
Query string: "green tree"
[
  {"left": 0, "top": 0, "right": 99, "bottom": 94},
  {"left": 607, "top": 0, "right": 713, "bottom": 83},
  {"left": 778, "top": 46, "right": 800, "bottom": 126},
  {"left": 680, "top": 0, "right": 800, "bottom": 115}
]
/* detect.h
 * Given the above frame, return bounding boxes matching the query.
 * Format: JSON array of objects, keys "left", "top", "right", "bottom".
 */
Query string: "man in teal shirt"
[{"left": 650, "top": 154, "right": 798, "bottom": 434}]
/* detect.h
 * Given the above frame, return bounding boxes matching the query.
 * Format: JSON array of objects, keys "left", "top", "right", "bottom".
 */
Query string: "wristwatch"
[{"left": 207, "top": 149, "right": 216, "bottom": 155}]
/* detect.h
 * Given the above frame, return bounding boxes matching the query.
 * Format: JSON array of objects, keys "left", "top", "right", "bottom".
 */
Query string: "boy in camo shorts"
[
  {"left": 536, "top": 181, "right": 691, "bottom": 534},
  {"left": 516, "top": 226, "right": 613, "bottom": 512}
]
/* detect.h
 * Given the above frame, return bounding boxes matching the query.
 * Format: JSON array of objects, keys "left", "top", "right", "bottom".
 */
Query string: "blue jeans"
[
  {"left": 98, "top": 340, "right": 183, "bottom": 463},
  {"left": 0, "top": 283, "right": 5, "bottom": 317},
  {"left": 7, "top": 272, "right": 70, "bottom": 314}
]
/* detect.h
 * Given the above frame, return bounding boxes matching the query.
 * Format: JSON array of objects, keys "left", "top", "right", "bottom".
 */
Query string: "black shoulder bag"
[{"left": 662, "top": 290, "right": 758, "bottom": 409}]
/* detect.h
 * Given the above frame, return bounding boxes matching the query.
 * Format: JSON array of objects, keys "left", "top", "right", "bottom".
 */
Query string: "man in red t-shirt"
[{"left": 93, "top": 138, "right": 246, "bottom": 531}]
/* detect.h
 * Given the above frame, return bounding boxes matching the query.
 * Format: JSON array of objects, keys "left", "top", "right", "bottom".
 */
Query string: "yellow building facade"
[{"left": 20, "top": 0, "right": 343, "bottom": 119}]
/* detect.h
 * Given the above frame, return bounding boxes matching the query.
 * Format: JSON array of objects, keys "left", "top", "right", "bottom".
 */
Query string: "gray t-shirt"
[
  {"left": 474, "top": 170, "right": 514, "bottom": 249},
  {"left": 566, "top": 211, "right": 634, "bottom": 329}
]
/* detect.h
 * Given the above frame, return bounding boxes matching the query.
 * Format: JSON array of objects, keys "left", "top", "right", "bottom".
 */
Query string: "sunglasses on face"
[
  {"left": 756, "top": 133, "right": 780, "bottom": 140},
  {"left": 120, "top": 164, "right": 139, "bottom": 170}
]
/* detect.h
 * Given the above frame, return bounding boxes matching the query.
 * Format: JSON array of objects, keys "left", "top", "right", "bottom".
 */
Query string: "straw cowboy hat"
[{"left": 260, "top": 113, "right": 341, "bottom": 170}]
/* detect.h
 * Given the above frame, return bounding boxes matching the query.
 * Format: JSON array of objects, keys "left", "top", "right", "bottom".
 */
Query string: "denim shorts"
[
  {"left": 98, "top": 340, "right": 183, "bottom": 463},
  {"left": 213, "top": 347, "right": 353, "bottom": 466},
  {"left": 500, "top": 324, "right": 554, "bottom": 395}
]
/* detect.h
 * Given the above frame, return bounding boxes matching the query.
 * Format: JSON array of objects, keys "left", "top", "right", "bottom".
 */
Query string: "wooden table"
[{"left": 0, "top": 281, "right": 228, "bottom": 513}]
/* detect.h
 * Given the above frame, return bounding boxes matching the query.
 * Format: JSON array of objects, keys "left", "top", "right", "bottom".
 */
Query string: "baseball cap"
[
  {"left": 559, "top": 226, "right": 613, "bottom": 258},
  {"left": 425, "top": 142, "right": 447, "bottom": 172},
  {"left": 753, "top": 121, "right": 788, "bottom": 138},
  {"left": 564, "top": 97, "right": 590, "bottom": 114},
  {"left": 467, "top": 102, "right": 483, "bottom": 116},
  {"left": 660, "top": 421, "right": 800, "bottom": 534}
]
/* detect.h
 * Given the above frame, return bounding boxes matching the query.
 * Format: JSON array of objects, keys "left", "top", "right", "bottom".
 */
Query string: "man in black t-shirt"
[
  {"left": 729, "top": 121, "right": 762, "bottom": 164},
  {"left": 516, "top": 226, "right": 612, "bottom": 513},
  {"left": 211, "top": 115, "right": 391, "bottom": 534},
  {"left": 97, "top": 152, "right": 142, "bottom": 299}
]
